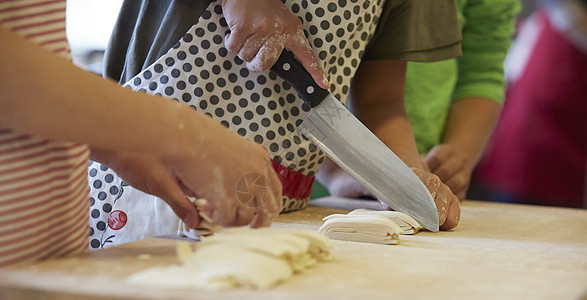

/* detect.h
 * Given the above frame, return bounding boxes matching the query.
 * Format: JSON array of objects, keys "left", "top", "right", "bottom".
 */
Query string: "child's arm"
[
  {"left": 341, "top": 60, "right": 460, "bottom": 230},
  {"left": 0, "top": 28, "right": 282, "bottom": 228},
  {"left": 425, "top": 98, "right": 500, "bottom": 199},
  {"left": 425, "top": 0, "right": 520, "bottom": 199}
]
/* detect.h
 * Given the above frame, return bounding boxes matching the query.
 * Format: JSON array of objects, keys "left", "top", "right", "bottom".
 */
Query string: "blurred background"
[
  {"left": 66, "top": 0, "right": 122, "bottom": 72},
  {"left": 66, "top": 0, "right": 586, "bottom": 209}
]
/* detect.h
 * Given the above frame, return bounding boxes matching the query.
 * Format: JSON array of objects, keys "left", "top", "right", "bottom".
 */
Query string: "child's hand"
[
  {"left": 408, "top": 168, "right": 460, "bottom": 230},
  {"left": 322, "top": 163, "right": 460, "bottom": 230},
  {"left": 424, "top": 144, "right": 472, "bottom": 200},
  {"left": 222, "top": 0, "right": 329, "bottom": 89}
]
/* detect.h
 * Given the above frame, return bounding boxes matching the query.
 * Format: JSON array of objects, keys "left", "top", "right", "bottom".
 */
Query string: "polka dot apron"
[{"left": 89, "top": 0, "right": 384, "bottom": 249}]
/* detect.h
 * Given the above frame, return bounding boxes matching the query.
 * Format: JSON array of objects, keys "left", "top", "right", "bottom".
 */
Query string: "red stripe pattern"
[{"left": 0, "top": 0, "right": 90, "bottom": 268}]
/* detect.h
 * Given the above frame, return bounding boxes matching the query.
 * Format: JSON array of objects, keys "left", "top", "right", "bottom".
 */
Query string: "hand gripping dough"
[
  {"left": 319, "top": 214, "right": 403, "bottom": 245},
  {"left": 178, "top": 198, "right": 223, "bottom": 239},
  {"left": 128, "top": 227, "right": 333, "bottom": 290},
  {"left": 347, "top": 209, "right": 422, "bottom": 234}
]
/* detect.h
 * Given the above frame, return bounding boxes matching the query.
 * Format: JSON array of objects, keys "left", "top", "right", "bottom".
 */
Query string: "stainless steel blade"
[{"left": 298, "top": 95, "right": 439, "bottom": 232}]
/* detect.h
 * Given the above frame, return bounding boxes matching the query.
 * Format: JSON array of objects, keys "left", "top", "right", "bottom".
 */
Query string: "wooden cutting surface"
[{"left": 0, "top": 198, "right": 586, "bottom": 300}]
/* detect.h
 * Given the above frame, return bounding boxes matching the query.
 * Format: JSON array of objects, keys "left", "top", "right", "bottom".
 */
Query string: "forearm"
[
  {"left": 442, "top": 97, "right": 500, "bottom": 169},
  {"left": 0, "top": 28, "right": 205, "bottom": 161}
]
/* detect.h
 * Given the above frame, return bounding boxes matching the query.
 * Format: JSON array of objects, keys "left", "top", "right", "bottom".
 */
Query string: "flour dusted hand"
[
  {"left": 222, "top": 0, "right": 329, "bottom": 89},
  {"left": 410, "top": 168, "right": 460, "bottom": 230},
  {"left": 162, "top": 109, "right": 283, "bottom": 229}
]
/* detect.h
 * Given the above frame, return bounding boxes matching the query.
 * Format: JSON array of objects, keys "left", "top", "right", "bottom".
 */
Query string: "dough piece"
[
  {"left": 178, "top": 198, "right": 223, "bottom": 239},
  {"left": 200, "top": 227, "right": 312, "bottom": 272},
  {"left": 347, "top": 209, "right": 422, "bottom": 234},
  {"left": 186, "top": 244, "right": 293, "bottom": 290},
  {"left": 319, "top": 214, "right": 402, "bottom": 245},
  {"left": 128, "top": 244, "right": 292, "bottom": 290},
  {"left": 128, "top": 227, "right": 333, "bottom": 290},
  {"left": 285, "top": 228, "right": 333, "bottom": 261}
]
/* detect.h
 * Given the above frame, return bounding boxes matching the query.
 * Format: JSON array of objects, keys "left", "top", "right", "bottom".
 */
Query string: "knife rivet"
[
  {"left": 306, "top": 86, "right": 314, "bottom": 94},
  {"left": 283, "top": 63, "right": 290, "bottom": 71}
]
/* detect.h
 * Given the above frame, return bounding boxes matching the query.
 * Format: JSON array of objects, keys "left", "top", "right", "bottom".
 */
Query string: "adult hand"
[
  {"left": 165, "top": 114, "right": 283, "bottom": 229},
  {"left": 424, "top": 144, "right": 471, "bottom": 200},
  {"left": 96, "top": 151, "right": 202, "bottom": 229},
  {"left": 222, "top": 0, "right": 329, "bottom": 89},
  {"left": 92, "top": 114, "right": 283, "bottom": 230}
]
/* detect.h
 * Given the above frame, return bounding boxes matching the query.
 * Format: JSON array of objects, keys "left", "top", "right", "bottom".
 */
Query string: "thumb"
[
  {"left": 286, "top": 35, "right": 330, "bottom": 89},
  {"left": 158, "top": 180, "right": 201, "bottom": 229}
]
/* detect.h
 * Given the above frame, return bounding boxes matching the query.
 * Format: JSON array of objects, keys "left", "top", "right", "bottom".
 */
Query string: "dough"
[
  {"left": 178, "top": 198, "right": 223, "bottom": 239},
  {"left": 319, "top": 214, "right": 402, "bottom": 245},
  {"left": 347, "top": 209, "right": 422, "bottom": 234},
  {"left": 128, "top": 227, "right": 333, "bottom": 290}
]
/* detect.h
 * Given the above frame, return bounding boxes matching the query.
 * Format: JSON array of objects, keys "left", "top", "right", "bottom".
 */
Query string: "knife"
[{"left": 270, "top": 50, "right": 439, "bottom": 232}]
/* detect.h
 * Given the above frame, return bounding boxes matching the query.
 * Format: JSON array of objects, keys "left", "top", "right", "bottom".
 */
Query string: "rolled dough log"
[
  {"left": 347, "top": 209, "right": 422, "bottom": 234},
  {"left": 319, "top": 214, "right": 402, "bottom": 245}
]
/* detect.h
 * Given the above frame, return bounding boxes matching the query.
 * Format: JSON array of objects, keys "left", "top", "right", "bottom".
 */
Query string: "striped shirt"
[{"left": 0, "top": 0, "right": 90, "bottom": 267}]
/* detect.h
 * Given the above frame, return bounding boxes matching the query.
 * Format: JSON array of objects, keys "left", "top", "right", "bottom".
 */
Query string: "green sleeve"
[{"left": 452, "top": 0, "right": 521, "bottom": 104}]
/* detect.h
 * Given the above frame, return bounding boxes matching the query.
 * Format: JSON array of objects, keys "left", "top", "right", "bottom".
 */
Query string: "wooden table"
[{"left": 1, "top": 198, "right": 586, "bottom": 300}]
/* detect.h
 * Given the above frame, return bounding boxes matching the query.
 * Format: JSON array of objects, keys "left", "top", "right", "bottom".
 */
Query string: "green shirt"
[
  {"left": 311, "top": 0, "right": 520, "bottom": 199},
  {"left": 406, "top": 0, "right": 520, "bottom": 153}
]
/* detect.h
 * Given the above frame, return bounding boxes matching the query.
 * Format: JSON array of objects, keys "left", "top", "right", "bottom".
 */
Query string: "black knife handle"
[{"left": 270, "top": 49, "right": 329, "bottom": 108}]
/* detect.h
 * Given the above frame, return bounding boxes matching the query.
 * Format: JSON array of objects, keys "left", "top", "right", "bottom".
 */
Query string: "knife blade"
[{"left": 270, "top": 50, "right": 439, "bottom": 232}]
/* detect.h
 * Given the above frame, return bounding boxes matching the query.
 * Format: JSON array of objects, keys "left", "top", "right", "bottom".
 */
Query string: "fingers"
[
  {"left": 425, "top": 145, "right": 450, "bottom": 172},
  {"left": 411, "top": 167, "right": 460, "bottom": 230},
  {"left": 434, "top": 184, "right": 453, "bottom": 225},
  {"left": 432, "top": 155, "right": 466, "bottom": 183},
  {"left": 412, "top": 168, "right": 440, "bottom": 200},
  {"left": 250, "top": 164, "right": 282, "bottom": 228},
  {"left": 224, "top": 30, "right": 248, "bottom": 58},
  {"left": 207, "top": 163, "right": 282, "bottom": 228},
  {"left": 440, "top": 193, "right": 460, "bottom": 231},
  {"left": 425, "top": 145, "right": 469, "bottom": 200},
  {"left": 159, "top": 183, "right": 201, "bottom": 229},
  {"left": 444, "top": 173, "right": 470, "bottom": 200},
  {"left": 286, "top": 27, "right": 330, "bottom": 89},
  {"left": 223, "top": 9, "right": 329, "bottom": 89},
  {"left": 245, "top": 33, "right": 287, "bottom": 71},
  {"left": 426, "top": 145, "right": 466, "bottom": 181}
]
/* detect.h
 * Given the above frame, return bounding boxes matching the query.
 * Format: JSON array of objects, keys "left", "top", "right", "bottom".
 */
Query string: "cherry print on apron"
[{"left": 88, "top": 0, "right": 384, "bottom": 249}]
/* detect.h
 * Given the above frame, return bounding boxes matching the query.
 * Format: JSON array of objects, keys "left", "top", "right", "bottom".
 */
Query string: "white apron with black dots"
[{"left": 88, "top": 0, "right": 385, "bottom": 249}]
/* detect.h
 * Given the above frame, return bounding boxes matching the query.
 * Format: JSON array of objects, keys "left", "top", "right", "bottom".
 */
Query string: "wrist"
[{"left": 160, "top": 106, "right": 207, "bottom": 165}]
